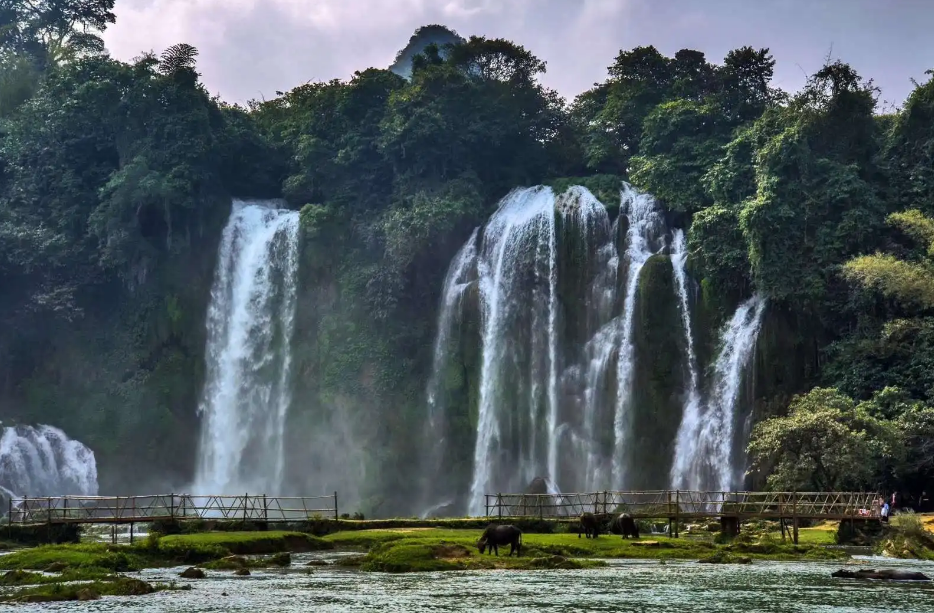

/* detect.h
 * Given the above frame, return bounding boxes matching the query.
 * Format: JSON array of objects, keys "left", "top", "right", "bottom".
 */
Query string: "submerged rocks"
[
  {"left": 268, "top": 552, "right": 291, "bottom": 567},
  {"left": 179, "top": 567, "right": 205, "bottom": 579},
  {"left": 831, "top": 569, "right": 931, "bottom": 581},
  {"left": 698, "top": 551, "right": 752, "bottom": 564}
]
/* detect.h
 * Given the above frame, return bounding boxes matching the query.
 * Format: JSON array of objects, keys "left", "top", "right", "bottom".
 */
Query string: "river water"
[{"left": 7, "top": 552, "right": 934, "bottom": 612}]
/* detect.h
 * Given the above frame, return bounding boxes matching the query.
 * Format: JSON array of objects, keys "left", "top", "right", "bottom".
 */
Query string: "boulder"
[
  {"left": 44, "top": 562, "right": 68, "bottom": 573},
  {"left": 831, "top": 569, "right": 931, "bottom": 581},
  {"left": 234, "top": 568, "right": 251, "bottom": 576},
  {"left": 76, "top": 588, "right": 100, "bottom": 601},
  {"left": 268, "top": 552, "right": 291, "bottom": 567},
  {"left": 179, "top": 567, "right": 205, "bottom": 579}
]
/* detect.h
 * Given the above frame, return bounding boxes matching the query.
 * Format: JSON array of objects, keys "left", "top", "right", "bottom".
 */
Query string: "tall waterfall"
[
  {"left": 468, "top": 187, "right": 559, "bottom": 516},
  {"left": 421, "top": 228, "right": 479, "bottom": 514},
  {"left": 194, "top": 200, "right": 300, "bottom": 494},
  {"left": 611, "top": 184, "right": 665, "bottom": 488},
  {"left": 0, "top": 425, "right": 98, "bottom": 498},
  {"left": 671, "top": 294, "right": 767, "bottom": 491}
]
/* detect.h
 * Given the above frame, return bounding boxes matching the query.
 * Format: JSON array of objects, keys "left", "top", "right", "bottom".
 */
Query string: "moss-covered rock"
[{"left": 628, "top": 254, "right": 686, "bottom": 488}]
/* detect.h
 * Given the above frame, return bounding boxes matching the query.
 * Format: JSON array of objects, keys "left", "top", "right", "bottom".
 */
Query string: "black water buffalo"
[
  {"left": 832, "top": 569, "right": 931, "bottom": 581},
  {"left": 477, "top": 524, "right": 522, "bottom": 556},
  {"left": 612, "top": 513, "right": 639, "bottom": 539},
  {"left": 579, "top": 512, "right": 601, "bottom": 539}
]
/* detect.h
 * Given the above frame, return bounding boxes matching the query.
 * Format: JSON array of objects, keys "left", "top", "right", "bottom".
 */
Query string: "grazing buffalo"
[
  {"left": 579, "top": 512, "right": 601, "bottom": 539},
  {"left": 477, "top": 524, "right": 522, "bottom": 556},
  {"left": 612, "top": 513, "right": 639, "bottom": 539},
  {"left": 832, "top": 569, "right": 931, "bottom": 582}
]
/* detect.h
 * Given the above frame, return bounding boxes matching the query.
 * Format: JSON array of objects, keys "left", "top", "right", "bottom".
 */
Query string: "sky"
[{"left": 102, "top": 0, "right": 934, "bottom": 109}]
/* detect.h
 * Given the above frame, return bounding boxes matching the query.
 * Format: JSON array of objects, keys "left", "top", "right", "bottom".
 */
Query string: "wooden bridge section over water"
[
  {"left": 4, "top": 493, "right": 339, "bottom": 526},
  {"left": 485, "top": 490, "right": 884, "bottom": 542}
]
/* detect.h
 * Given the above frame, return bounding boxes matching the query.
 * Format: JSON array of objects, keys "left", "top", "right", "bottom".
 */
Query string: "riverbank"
[{"left": 2, "top": 519, "right": 932, "bottom": 602}]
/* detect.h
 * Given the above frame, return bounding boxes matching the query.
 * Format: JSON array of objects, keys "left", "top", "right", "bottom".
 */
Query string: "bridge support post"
[
  {"left": 792, "top": 491, "right": 799, "bottom": 545},
  {"left": 720, "top": 516, "right": 739, "bottom": 538},
  {"left": 333, "top": 491, "right": 338, "bottom": 521},
  {"left": 674, "top": 490, "right": 680, "bottom": 538},
  {"left": 130, "top": 522, "right": 134, "bottom": 544}
]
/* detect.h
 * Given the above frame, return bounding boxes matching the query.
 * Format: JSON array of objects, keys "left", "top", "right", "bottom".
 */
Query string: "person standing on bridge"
[{"left": 881, "top": 500, "right": 890, "bottom": 522}]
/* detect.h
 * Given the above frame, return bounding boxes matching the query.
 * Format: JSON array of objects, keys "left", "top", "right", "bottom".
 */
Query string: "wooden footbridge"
[
  {"left": 4, "top": 493, "right": 339, "bottom": 526},
  {"left": 484, "top": 489, "right": 884, "bottom": 542},
  {"left": 4, "top": 490, "right": 883, "bottom": 545}
]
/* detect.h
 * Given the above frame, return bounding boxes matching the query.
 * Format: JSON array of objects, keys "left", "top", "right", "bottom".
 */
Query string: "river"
[{"left": 7, "top": 552, "right": 934, "bottom": 612}]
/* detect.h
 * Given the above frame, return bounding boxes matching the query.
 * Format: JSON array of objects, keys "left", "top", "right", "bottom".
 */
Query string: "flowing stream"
[
  {"left": 8, "top": 554, "right": 933, "bottom": 612},
  {"left": 194, "top": 200, "right": 300, "bottom": 495}
]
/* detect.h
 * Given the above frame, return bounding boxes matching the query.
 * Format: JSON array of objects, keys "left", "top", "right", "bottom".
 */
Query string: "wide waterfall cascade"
[
  {"left": 611, "top": 184, "right": 666, "bottom": 488},
  {"left": 671, "top": 294, "right": 767, "bottom": 492},
  {"left": 194, "top": 200, "right": 300, "bottom": 495},
  {"left": 428, "top": 181, "right": 768, "bottom": 517},
  {"left": 468, "top": 186, "right": 559, "bottom": 516},
  {"left": 0, "top": 425, "right": 98, "bottom": 498}
]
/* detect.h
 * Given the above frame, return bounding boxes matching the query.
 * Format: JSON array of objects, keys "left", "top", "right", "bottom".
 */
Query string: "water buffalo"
[
  {"left": 832, "top": 569, "right": 931, "bottom": 581},
  {"left": 579, "top": 512, "right": 601, "bottom": 539},
  {"left": 477, "top": 524, "right": 522, "bottom": 556},
  {"left": 612, "top": 513, "right": 639, "bottom": 539}
]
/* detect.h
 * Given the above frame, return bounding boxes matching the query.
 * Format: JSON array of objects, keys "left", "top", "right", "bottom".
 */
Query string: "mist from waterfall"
[
  {"left": 611, "top": 184, "right": 665, "bottom": 488},
  {"left": 0, "top": 425, "right": 98, "bottom": 498},
  {"left": 671, "top": 294, "right": 767, "bottom": 491},
  {"left": 194, "top": 200, "right": 300, "bottom": 495}
]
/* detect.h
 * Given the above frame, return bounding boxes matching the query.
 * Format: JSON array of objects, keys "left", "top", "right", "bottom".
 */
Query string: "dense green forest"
[{"left": 2, "top": 1, "right": 933, "bottom": 511}]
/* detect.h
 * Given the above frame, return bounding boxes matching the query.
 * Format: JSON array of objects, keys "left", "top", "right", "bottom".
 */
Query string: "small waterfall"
[
  {"left": 194, "top": 200, "right": 300, "bottom": 494},
  {"left": 611, "top": 184, "right": 665, "bottom": 488},
  {"left": 671, "top": 294, "right": 767, "bottom": 491},
  {"left": 669, "top": 229, "right": 704, "bottom": 489},
  {"left": 468, "top": 186, "right": 558, "bottom": 515},
  {"left": 421, "top": 228, "right": 479, "bottom": 512},
  {"left": 0, "top": 425, "right": 98, "bottom": 498}
]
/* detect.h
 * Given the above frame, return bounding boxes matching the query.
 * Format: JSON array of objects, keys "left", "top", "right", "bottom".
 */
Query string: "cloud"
[{"left": 102, "top": 0, "right": 931, "bottom": 106}]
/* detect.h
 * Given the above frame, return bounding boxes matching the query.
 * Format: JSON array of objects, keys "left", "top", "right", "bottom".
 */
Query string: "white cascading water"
[
  {"left": 421, "top": 228, "right": 479, "bottom": 512},
  {"left": 671, "top": 294, "right": 767, "bottom": 492},
  {"left": 611, "top": 184, "right": 665, "bottom": 488},
  {"left": 194, "top": 200, "right": 300, "bottom": 495},
  {"left": 560, "top": 188, "right": 619, "bottom": 492},
  {"left": 468, "top": 186, "right": 559, "bottom": 515},
  {"left": 669, "top": 229, "right": 704, "bottom": 489},
  {"left": 0, "top": 425, "right": 98, "bottom": 498}
]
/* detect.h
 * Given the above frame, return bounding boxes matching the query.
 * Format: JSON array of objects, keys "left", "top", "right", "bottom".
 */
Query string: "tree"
[
  {"left": 0, "top": 1, "right": 115, "bottom": 67},
  {"left": 843, "top": 209, "right": 934, "bottom": 311},
  {"left": 747, "top": 387, "right": 901, "bottom": 491}
]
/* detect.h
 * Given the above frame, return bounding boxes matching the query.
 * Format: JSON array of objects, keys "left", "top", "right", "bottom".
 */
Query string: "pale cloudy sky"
[{"left": 102, "top": 0, "right": 934, "bottom": 108}]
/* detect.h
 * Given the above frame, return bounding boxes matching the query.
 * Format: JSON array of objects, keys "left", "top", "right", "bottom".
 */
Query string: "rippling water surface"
[{"left": 7, "top": 553, "right": 934, "bottom": 612}]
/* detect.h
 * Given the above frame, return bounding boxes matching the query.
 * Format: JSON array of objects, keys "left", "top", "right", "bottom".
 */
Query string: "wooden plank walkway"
[
  {"left": 484, "top": 490, "right": 885, "bottom": 521},
  {"left": 4, "top": 493, "right": 338, "bottom": 526}
]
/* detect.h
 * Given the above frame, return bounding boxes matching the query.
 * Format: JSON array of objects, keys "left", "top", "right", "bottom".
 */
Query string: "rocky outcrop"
[{"left": 831, "top": 569, "right": 931, "bottom": 581}]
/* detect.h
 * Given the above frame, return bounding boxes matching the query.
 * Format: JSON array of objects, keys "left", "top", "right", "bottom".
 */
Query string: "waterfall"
[
  {"left": 669, "top": 229, "right": 704, "bottom": 489},
  {"left": 421, "top": 227, "right": 479, "bottom": 512},
  {"left": 559, "top": 188, "right": 618, "bottom": 492},
  {"left": 194, "top": 200, "right": 300, "bottom": 495},
  {"left": 611, "top": 184, "right": 665, "bottom": 488},
  {"left": 468, "top": 186, "right": 559, "bottom": 515},
  {"left": 0, "top": 425, "right": 98, "bottom": 498},
  {"left": 671, "top": 294, "right": 767, "bottom": 491}
]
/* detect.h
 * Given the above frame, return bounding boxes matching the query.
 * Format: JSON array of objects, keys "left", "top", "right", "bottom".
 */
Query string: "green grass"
[
  {"left": 323, "top": 528, "right": 847, "bottom": 572},
  {"left": 0, "top": 577, "right": 187, "bottom": 603},
  {"left": 0, "top": 543, "right": 149, "bottom": 572}
]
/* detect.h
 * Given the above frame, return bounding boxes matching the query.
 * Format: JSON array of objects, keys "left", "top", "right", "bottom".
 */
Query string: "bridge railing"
[
  {"left": 483, "top": 490, "right": 884, "bottom": 519},
  {"left": 4, "top": 493, "right": 339, "bottom": 525}
]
